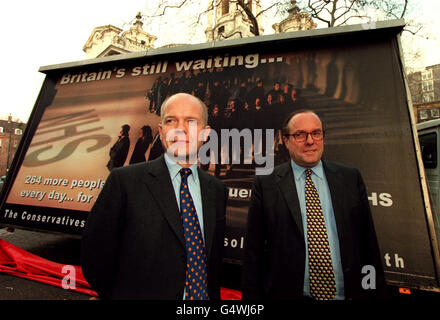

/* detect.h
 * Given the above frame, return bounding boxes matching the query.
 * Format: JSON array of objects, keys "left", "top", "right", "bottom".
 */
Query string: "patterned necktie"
[
  {"left": 179, "top": 168, "right": 209, "bottom": 300},
  {"left": 305, "top": 169, "right": 336, "bottom": 300}
]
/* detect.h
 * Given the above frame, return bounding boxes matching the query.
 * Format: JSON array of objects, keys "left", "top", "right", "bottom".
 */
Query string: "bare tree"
[
  {"left": 138, "top": 0, "right": 415, "bottom": 43},
  {"left": 142, "top": 0, "right": 290, "bottom": 40},
  {"left": 132, "top": 0, "right": 425, "bottom": 70},
  {"left": 296, "top": 0, "right": 409, "bottom": 27}
]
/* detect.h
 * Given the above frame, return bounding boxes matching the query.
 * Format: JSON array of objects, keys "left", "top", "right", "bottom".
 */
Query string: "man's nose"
[
  {"left": 176, "top": 120, "right": 187, "bottom": 132},
  {"left": 305, "top": 133, "right": 314, "bottom": 144}
]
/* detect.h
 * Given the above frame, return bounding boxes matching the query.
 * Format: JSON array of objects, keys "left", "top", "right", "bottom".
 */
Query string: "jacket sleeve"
[
  {"left": 242, "top": 175, "right": 266, "bottom": 300},
  {"left": 81, "top": 169, "right": 125, "bottom": 299},
  {"left": 210, "top": 182, "right": 228, "bottom": 301}
]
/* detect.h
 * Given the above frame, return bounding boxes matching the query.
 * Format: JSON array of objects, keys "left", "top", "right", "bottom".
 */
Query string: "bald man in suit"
[{"left": 82, "top": 93, "right": 227, "bottom": 300}]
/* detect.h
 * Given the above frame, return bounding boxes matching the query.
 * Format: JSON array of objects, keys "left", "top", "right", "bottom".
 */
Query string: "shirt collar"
[
  {"left": 164, "top": 153, "right": 199, "bottom": 182},
  {"left": 290, "top": 159, "right": 324, "bottom": 181}
]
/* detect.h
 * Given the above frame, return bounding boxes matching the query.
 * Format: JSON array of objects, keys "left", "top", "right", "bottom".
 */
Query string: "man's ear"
[
  {"left": 282, "top": 135, "right": 289, "bottom": 147},
  {"left": 158, "top": 123, "right": 163, "bottom": 139}
]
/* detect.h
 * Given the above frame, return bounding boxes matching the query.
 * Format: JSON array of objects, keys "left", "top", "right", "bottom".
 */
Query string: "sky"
[{"left": 1, "top": 0, "right": 439, "bottom": 123}]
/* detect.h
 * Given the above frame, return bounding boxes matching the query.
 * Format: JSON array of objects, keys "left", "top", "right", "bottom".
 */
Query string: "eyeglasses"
[{"left": 284, "top": 130, "right": 324, "bottom": 142}]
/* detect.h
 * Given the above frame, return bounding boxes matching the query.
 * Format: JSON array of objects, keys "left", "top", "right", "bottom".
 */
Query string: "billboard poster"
[{"left": 0, "top": 22, "right": 438, "bottom": 289}]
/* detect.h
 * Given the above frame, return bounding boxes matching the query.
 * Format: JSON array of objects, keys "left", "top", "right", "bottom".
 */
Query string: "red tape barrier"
[{"left": 0, "top": 239, "right": 241, "bottom": 300}]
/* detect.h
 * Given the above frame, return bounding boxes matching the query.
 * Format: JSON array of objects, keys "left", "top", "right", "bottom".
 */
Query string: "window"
[
  {"left": 422, "top": 69, "right": 433, "bottom": 81},
  {"left": 14, "top": 128, "right": 22, "bottom": 135},
  {"left": 0, "top": 127, "right": 3, "bottom": 133},
  {"left": 419, "top": 109, "right": 429, "bottom": 120},
  {"left": 432, "top": 109, "right": 440, "bottom": 118},
  {"left": 423, "top": 92, "right": 435, "bottom": 103},
  {"left": 218, "top": 26, "right": 225, "bottom": 34},
  {"left": 419, "top": 132, "right": 437, "bottom": 169},
  {"left": 222, "top": 0, "right": 230, "bottom": 15},
  {"left": 422, "top": 80, "right": 434, "bottom": 92}
]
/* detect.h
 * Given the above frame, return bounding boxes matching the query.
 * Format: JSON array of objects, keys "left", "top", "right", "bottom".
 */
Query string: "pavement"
[
  {"left": 1, "top": 227, "right": 440, "bottom": 303},
  {"left": 0, "top": 227, "right": 243, "bottom": 301}
]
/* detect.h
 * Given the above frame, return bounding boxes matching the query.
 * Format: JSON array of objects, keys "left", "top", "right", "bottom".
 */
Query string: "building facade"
[
  {"left": 272, "top": 0, "right": 316, "bottom": 33},
  {"left": 84, "top": 2, "right": 316, "bottom": 58},
  {"left": 408, "top": 64, "right": 440, "bottom": 123},
  {"left": 0, "top": 115, "right": 26, "bottom": 176},
  {"left": 83, "top": 12, "right": 157, "bottom": 59},
  {"left": 205, "top": 0, "right": 264, "bottom": 42}
]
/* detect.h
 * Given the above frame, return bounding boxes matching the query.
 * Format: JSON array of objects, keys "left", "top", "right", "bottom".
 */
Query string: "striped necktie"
[
  {"left": 179, "top": 168, "right": 209, "bottom": 300},
  {"left": 305, "top": 168, "right": 336, "bottom": 300}
]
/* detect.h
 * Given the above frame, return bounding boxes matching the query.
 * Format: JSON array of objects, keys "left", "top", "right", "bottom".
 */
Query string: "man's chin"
[
  {"left": 166, "top": 149, "right": 198, "bottom": 164},
  {"left": 296, "top": 156, "right": 320, "bottom": 168}
]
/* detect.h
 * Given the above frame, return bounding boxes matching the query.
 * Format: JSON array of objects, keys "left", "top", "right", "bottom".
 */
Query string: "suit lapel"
[
  {"left": 276, "top": 162, "right": 305, "bottom": 238},
  {"left": 143, "top": 155, "right": 185, "bottom": 250},
  {"left": 198, "top": 168, "right": 215, "bottom": 259}
]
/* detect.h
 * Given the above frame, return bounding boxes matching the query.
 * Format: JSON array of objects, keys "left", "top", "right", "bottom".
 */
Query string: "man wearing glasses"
[{"left": 242, "top": 110, "right": 386, "bottom": 300}]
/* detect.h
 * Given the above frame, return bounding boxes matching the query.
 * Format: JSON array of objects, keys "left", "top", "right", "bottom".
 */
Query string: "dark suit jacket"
[
  {"left": 242, "top": 160, "right": 386, "bottom": 300},
  {"left": 81, "top": 155, "right": 227, "bottom": 300}
]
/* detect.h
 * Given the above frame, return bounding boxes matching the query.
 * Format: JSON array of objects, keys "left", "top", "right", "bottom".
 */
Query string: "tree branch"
[
  {"left": 236, "top": 0, "right": 260, "bottom": 35},
  {"left": 146, "top": 0, "right": 191, "bottom": 18}
]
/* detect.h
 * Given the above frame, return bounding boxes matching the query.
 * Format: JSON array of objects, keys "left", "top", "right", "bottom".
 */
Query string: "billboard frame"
[
  {"left": 2, "top": 19, "right": 440, "bottom": 292},
  {"left": 397, "top": 32, "right": 440, "bottom": 290}
]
